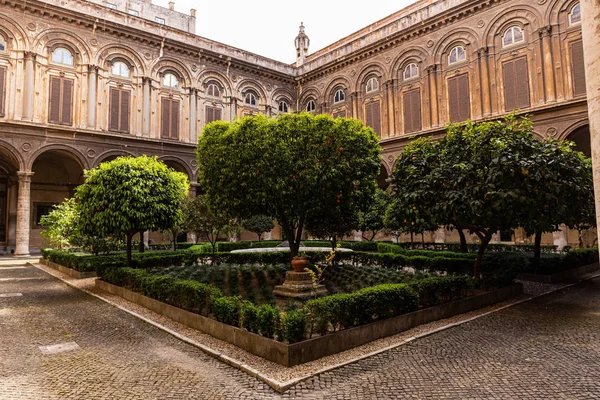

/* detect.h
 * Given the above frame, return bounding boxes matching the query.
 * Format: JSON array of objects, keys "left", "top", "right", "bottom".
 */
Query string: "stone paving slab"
[{"left": 1, "top": 262, "right": 600, "bottom": 399}]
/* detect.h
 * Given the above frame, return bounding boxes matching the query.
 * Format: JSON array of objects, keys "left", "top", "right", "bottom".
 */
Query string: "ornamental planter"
[{"left": 291, "top": 257, "right": 309, "bottom": 272}]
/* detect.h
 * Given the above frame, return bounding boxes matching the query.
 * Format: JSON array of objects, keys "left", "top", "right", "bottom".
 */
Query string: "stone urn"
[{"left": 291, "top": 257, "right": 309, "bottom": 272}]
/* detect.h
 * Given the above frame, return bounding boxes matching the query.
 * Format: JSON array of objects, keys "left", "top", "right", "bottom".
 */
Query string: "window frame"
[
  {"left": 105, "top": 2, "right": 117, "bottom": 9},
  {"left": 278, "top": 100, "right": 289, "bottom": 113},
  {"left": 51, "top": 47, "right": 74, "bottom": 67},
  {"left": 403, "top": 63, "right": 419, "bottom": 80},
  {"left": 206, "top": 83, "right": 221, "bottom": 98},
  {"left": 155, "top": 16, "right": 166, "bottom": 24},
  {"left": 244, "top": 92, "right": 257, "bottom": 107},
  {"left": 365, "top": 77, "right": 379, "bottom": 93},
  {"left": 306, "top": 99, "right": 316, "bottom": 112},
  {"left": 502, "top": 26, "right": 525, "bottom": 48},
  {"left": 111, "top": 61, "right": 131, "bottom": 78},
  {"left": 448, "top": 46, "right": 467, "bottom": 65},
  {"left": 128, "top": 9, "right": 139, "bottom": 16},
  {"left": 333, "top": 89, "right": 345, "bottom": 104},
  {"left": 162, "top": 72, "right": 179, "bottom": 88},
  {"left": 569, "top": 3, "right": 581, "bottom": 25}
]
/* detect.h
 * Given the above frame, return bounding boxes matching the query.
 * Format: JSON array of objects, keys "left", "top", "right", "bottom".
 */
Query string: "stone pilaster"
[
  {"left": 14, "top": 171, "right": 33, "bottom": 257},
  {"left": 230, "top": 97, "right": 237, "bottom": 121},
  {"left": 385, "top": 80, "right": 396, "bottom": 137},
  {"left": 434, "top": 227, "right": 446, "bottom": 244},
  {"left": 478, "top": 47, "right": 491, "bottom": 116},
  {"left": 87, "top": 65, "right": 98, "bottom": 128},
  {"left": 142, "top": 77, "right": 151, "bottom": 136},
  {"left": 538, "top": 26, "right": 556, "bottom": 103},
  {"left": 188, "top": 87, "right": 197, "bottom": 143},
  {"left": 552, "top": 224, "right": 569, "bottom": 251},
  {"left": 22, "top": 52, "right": 35, "bottom": 121},
  {"left": 426, "top": 65, "right": 439, "bottom": 127},
  {"left": 350, "top": 92, "right": 358, "bottom": 118},
  {"left": 581, "top": 0, "right": 600, "bottom": 254}
]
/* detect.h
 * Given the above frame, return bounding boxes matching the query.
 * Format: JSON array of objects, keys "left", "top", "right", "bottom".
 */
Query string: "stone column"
[
  {"left": 386, "top": 80, "right": 396, "bottom": 137},
  {"left": 189, "top": 87, "right": 197, "bottom": 143},
  {"left": 552, "top": 224, "right": 569, "bottom": 251},
  {"left": 427, "top": 65, "right": 439, "bottom": 127},
  {"left": 14, "top": 171, "right": 33, "bottom": 257},
  {"left": 478, "top": 47, "right": 491, "bottom": 116},
  {"left": 351, "top": 92, "right": 358, "bottom": 118},
  {"left": 142, "top": 77, "right": 151, "bottom": 136},
  {"left": 581, "top": 0, "right": 600, "bottom": 252},
  {"left": 87, "top": 65, "right": 98, "bottom": 128},
  {"left": 230, "top": 97, "right": 237, "bottom": 121},
  {"left": 22, "top": 52, "right": 35, "bottom": 121},
  {"left": 539, "top": 26, "right": 556, "bottom": 103}
]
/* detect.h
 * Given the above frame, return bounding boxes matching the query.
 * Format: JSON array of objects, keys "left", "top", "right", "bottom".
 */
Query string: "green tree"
[
  {"left": 242, "top": 215, "right": 275, "bottom": 241},
  {"left": 40, "top": 197, "right": 80, "bottom": 251},
  {"left": 192, "top": 194, "right": 230, "bottom": 254},
  {"left": 391, "top": 116, "right": 539, "bottom": 283},
  {"left": 76, "top": 155, "right": 189, "bottom": 266},
  {"left": 305, "top": 198, "right": 360, "bottom": 250},
  {"left": 358, "top": 188, "right": 391, "bottom": 241},
  {"left": 197, "top": 113, "right": 381, "bottom": 258}
]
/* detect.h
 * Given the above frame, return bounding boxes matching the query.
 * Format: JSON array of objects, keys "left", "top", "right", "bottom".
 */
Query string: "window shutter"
[
  {"left": 109, "top": 88, "right": 120, "bottom": 132},
  {"left": 502, "top": 60, "right": 517, "bottom": 111},
  {"left": 571, "top": 40, "right": 586, "bottom": 96},
  {"left": 333, "top": 110, "right": 346, "bottom": 119},
  {"left": 205, "top": 106, "right": 222, "bottom": 124},
  {"left": 214, "top": 107, "right": 222, "bottom": 121},
  {"left": 161, "top": 98, "right": 170, "bottom": 138},
  {"left": 120, "top": 90, "right": 130, "bottom": 133},
  {"left": 411, "top": 89, "right": 422, "bottom": 132},
  {"left": 371, "top": 100, "right": 381, "bottom": 135},
  {"left": 49, "top": 76, "right": 62, "bottom": 124},
  {"left": 447, "top": 76, "right": 460, "bottom": 123},
  {"left": 457, "top": 74, "right": 470, "bottom": 122},
  {"left": 0, "top": 67, "right": 5, "bottom": 116},
  {"left": 170, "top": 99, "right": 179, "bottom": 139},
  {"left": 403, "top": 91, "right": 413, "bottom": 134},
  {"left": 61, "top": 78, "right": 73, "bottom": 125},
  {"left": 365, "top": 103, "right": 373, "bottom": 129},
  {"left": 515, "top": 57, "right": 530, "bottom": 109}
]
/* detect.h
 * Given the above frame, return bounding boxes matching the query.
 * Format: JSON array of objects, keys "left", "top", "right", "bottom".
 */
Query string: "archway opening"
[
  {"left": 30, "top": 150, "right": 84, "bottom": 250},
  {"left": 566, "top": 125, "right": 590, "bottom": 157},
  {"left": 377, "top": 165, "right": 390, "bottom": 190},
  {"left": 0, "top": 146, "right": 20, "bottom": 249}
]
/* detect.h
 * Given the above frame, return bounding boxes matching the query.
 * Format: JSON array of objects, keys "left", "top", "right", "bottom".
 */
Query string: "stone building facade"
[{"left": 0, "top": 0, "right": 591, "bottom": 255}]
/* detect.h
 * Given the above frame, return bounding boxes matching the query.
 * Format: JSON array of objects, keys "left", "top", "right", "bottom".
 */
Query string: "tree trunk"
[
  {"left": 534, "top": 231, "right": 542, "bottom": 260},
  {"left": 473, "top": 233, "right": 492, "bottom": 285},
  {"left": 370, "top": 231, "right": 377, "bottom": 241},
  {"left": 410, "top": 232, "right": 414, "bottom": 246},
  {"left": 126, "top": 232, "right": 133, "bottom": 268},
  {"left": 330, "top": 235, "right": 337, "bottom": 251},
  {"left": 458, "top": 229, "right": 468, "bottom": 253},
  {"left": 421, "top": 232, "right": 425, "bottom": 246},
  {"left": 258, "top": 232, "right": 262, "bottom": 241},
  {"left": 138, "top": 230, "right": 145, "bottom": 253}
]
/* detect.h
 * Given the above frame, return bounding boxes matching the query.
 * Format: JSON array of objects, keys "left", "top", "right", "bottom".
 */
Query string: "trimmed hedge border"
[
  {"left": 517, "top": 262, "right": 600, "bottom": 283},
  {"left": 95, "top": 278, "right": 522, "bottom": 366},
  {"left": 39, "top": 257, "right": 97, "bottom": 279}
]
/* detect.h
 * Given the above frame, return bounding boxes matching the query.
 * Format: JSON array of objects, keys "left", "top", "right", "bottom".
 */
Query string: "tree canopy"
[
  {"left": 358, "top": 188, "right": 392, "bottom": 241},
  {"left": 242, "top": 215, "right": 275, "bottom": 241},
  {"left": 197, "top": 112, "right": 381, "bottom": 258},
  {"left": 76, "top": 155, "right": 189, "bottom": 265}
]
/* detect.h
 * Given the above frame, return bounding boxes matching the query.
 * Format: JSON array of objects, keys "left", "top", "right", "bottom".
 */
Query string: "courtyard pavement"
[{"left": 1, "top": 262, "right": 600, "bottom": 399}]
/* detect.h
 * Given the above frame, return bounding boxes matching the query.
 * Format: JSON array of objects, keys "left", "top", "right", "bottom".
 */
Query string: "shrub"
[
  {"left": 340, "top": 241, "right": 379, "bottom": 252},
  {"left": 212, "top": 296, "right": 244, "bottom": 326},
  {"left": 278, "top": 310, "right": 308, "bottom": 344},
  {"left": 410, "top": 276, "right": 474, "bottom": 307},
  {"left": 257, "top": 304, "right": 280, "bottom": 339},
  {"left": 242, "top": 302, "right": 260, "bottom": 333},
  {"left": 170, "top": 280, "right": 223, "bottom": 316}
]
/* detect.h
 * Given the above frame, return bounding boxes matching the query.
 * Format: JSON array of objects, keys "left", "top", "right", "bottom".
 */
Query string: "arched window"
[
  {"left": 111, "top": 61, "right": 130, "bottom": 78},
  {"left": 365, "top": 77, "right": 379, "bottom": 93},
  {"left": 51, "top": 47, "right": 74, "bottom": 66},
  {"left": 278, "top": 100, "right": 289, "bottom": 113},
  {"left": 207, "top": 83, "right": 220, "bottom": 98},
  {"left": 244, "top": 92, "right": 257, "bottom": 106},
  {"left": 569, "top": 3, "right": 581, "bottom": 25},
  {"left": 333, "top": 89, "right": 345, "bottom": 103},
  {"left": 162, "top": 72, "right": 179, "bottom": 88},
  {"left": 0, "top": 38, "right": 6, "bottom": 52},
  {"left": 502, "top": 26, "right": 524, "bottom": 47},
  {"left": 306, "top": 99, "right": 316, "bottom": 112},
  {"left": 403, "top": 63, "right": 419, "bottom": 80},
  {"left": 448, "top": 46, "right": 466, "bottom": 65}
]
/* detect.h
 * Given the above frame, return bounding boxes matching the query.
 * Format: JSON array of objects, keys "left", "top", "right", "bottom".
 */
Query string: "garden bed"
[
  {"left": 39, "top": 257, "right": 97, "bottom": 279},
  {"left": 516, "top": 262, "right": 599, "bottom": 283},
  {"left": 95, "top": 278, "right": 522, "bottom": 367}
]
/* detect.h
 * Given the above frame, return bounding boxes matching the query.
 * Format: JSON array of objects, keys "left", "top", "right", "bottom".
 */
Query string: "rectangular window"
[
  {"left": 34, "top": 203, "right": 55, "bottom": 227},
  {"left": 364, "top": 100, "right": 381, "bottom": 135},
  {"left": 402, "top": 88, "right": 422, "bottom": 134},
  {"left": 332, "top": 110, "right": 346, "bottom": 119},
  {"left": 128, "top": 9, "right": 139, "bottom": 16},
  {"left": 502, "top": 57, "right": 530, "bottom": 111},
  {"left": 155, "top": 17, "right": 165, "bottom": 24},
  {"left": 205, "top": 106, "right": 222, "bottom": 124},
  {"left": 161, "top": 97, "right": 180, "bottom": 140},
  {"left": 109, "top": 87, "right": 130, "bottom": 134},
  {"left": 106, "top": 3, "right": 117, "bottom": 9},
  {"left": 48, "top": 76, "right": 73, "bottom": 126},
  {"left": 447, "top": 73, "right": 470, "bottom": 123},
  {"left": 0, "top": 66, "right": 6, "bottom": 117},
  {"left": 571, "top": 40, "right": 586, "bottom": 97}
]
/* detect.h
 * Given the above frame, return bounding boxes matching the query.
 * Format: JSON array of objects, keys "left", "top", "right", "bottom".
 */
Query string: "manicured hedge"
[
  {"left": 410, "top": 276, "right": 474, "bottom": 308},
  {"left": 304, "top": 283, "right": 419, "bottom": 336},
  {"left": 393, "top": 242, "right": 559, "bottom": 253},
  {"left": 523, "top": 248, "right": 599, "bottom": 274},
  {"left": 148, "top": 242, "right": 197, "bottom": 251}
]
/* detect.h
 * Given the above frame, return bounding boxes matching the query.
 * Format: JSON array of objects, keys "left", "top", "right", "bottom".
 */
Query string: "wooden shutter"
[
  {"left": 49, "top": 76, "right": 62, "bottom": 124},
  {"left": 214, "top": 107, "right": 222, "bottom": 121},
  {"left": 205, "top": 106, "right": 222, "bottom": 124},
  {"left": 503, "top": 57, "right": 530, "bottom": 111},
  {"left": 333, "top": 110, "right": 346, "bottom": 119},
  {"left": 109, "top": 88, "right": 120, "bottom": 132},
  {"left": 571, "top": 40, "right": 586, "bottom": 96},
  {"left": 365, "top": 101, "right": 381, "bottom": 135},
  {"left": 161, "top": 98, "right": 170, "bottom": 138},
  {"left": 448, "top": 74, "right": 470, "bottom": 123},
  {"left": 170, "top": 99, "right": 179, "bottom": 139},
  {"left": 403, "top": 89, "right": 422, "bottom": 134},
  {"left": 61, "top": 79, "right": 73, "bottom": 125},
  {"left": 0, "top": 67, "right": 5, "bottom": 116},
  {"left": 120, "top": 90, "right": 130, "bottom": 133}
]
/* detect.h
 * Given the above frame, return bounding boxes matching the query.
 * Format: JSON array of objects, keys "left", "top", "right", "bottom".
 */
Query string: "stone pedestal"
[{"left": 273, "top": 271, "right": 328, "bottom": 301}]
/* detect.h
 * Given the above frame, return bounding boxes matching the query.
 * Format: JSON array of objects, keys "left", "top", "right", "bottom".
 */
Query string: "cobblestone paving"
[{"left": 2, "top": 263, "right": 600, "bottom": 399}]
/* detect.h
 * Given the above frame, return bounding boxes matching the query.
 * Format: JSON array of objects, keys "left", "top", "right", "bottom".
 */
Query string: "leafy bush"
[
  {"left": 340, "top": 241, "right": 379, "bottom": 252},
  {"left": 212, "top": 296, "right": 244, "bottom": 326},
  {"left": 278, "top": 310, "right": 308, "bottom": 344},
  {"left": 242, "top": 302, "right": 260, "bottom": 333},
  {"left": 391, "top": 242, "right": 558, "bottom": 253},
  {"left": 257, "top": 304, "right": 280, "bottom": 339},
  {"left": 410, "top": 276, "right": 474, "bottom": 307}
]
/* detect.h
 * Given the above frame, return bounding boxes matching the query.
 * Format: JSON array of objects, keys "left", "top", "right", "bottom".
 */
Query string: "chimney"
[
  {"left": 190, "top": 8, "right": 196, "bottom": 17},
  {"left": 294, "top": 23, "right": 310, "bottom": 67},
  {"left": 168, "top": 1, "right": 174, "bottom": 10}
]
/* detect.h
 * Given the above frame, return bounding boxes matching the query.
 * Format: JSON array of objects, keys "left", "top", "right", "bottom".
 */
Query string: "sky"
[{"left": 152, "top": 0, "right": 419, "bottom": 64}]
